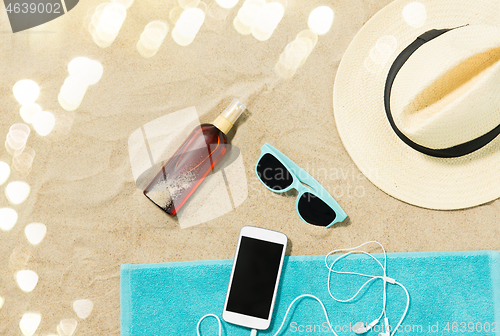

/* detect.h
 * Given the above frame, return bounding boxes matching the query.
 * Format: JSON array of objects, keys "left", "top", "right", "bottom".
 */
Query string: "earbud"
[
  {"left": 353, "top": 322, "right": 368, "bottom": 334},
  {"left": 353, "top": 319, "right": 379, "bottom": 334},
  {"left": 379, "top": 317, "right": 391, "bottom": 336}
]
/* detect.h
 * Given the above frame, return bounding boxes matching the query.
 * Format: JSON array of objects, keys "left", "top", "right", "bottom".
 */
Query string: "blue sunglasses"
[{"left": 255, "top": 143, "right": 347, "bottom": 228}]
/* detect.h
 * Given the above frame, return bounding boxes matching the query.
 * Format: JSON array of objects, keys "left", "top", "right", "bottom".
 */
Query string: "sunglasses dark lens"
[
  {"left": 256, "top": 153, "right": 293, "bottom": 191},
  {"left": 298, "top": 192, "right": 336, "bottom": 226}
]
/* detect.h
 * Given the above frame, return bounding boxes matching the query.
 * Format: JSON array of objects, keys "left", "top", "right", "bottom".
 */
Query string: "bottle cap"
[
  {"left": 221, "top": 99, "right": 246, "bottom": 124},
  {"left": 213, "top": 99, "right": 246, "bottom": 134}
]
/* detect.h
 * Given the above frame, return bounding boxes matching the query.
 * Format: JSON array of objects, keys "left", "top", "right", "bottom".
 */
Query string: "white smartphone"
[{"left": 222, "top": 226, "right": 288, "bottom": 330}]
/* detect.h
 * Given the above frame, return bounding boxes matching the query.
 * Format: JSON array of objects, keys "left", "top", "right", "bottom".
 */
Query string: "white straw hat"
[{"left": 333, "top": 0, "right": 500, "bottom": 210}]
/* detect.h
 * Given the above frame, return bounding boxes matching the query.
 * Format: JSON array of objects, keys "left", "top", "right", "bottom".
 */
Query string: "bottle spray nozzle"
[
  {"left": 213, "top": 99, "right": 246, "bottom": 135},
  {"left": 221, "top": 99, "right": 246, "bottom": 124}
]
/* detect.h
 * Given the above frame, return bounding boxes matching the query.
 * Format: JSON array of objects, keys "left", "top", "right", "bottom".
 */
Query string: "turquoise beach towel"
[{"left": 121, "top": 251, "right": 500, "bottom": 335}]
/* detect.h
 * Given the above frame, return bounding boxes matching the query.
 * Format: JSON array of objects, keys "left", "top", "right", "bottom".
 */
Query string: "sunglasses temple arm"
[{"left": 275, "top": 150, "right": 348, "bottom": 219}]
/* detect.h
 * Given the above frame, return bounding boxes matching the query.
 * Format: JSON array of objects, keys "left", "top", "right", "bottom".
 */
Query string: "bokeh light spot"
[
  {"left": 19, "top": 312, "right": 41, "bottom": 336},
  {"left": 0, "top": 161, "right": 11, "bottom": 186},
  {"left": 12, "top": 147, "right": 36, "bottom": 176},
  {"left": 251, "top": 2, "right": 284, "bottom": 41},
  {"left": 20, "top": 103, "right": 42, "bottom": 124},
  {"left": 308, "top": 6, "right": 334, "bottom": 35},
  {"left": 32, "top": 111, "right": 56, "bottom": 136},
  {"left": 275, "top": 29, "right": 318, "bottom": 79},
  {"left": 73, "top": 299, "right": 94, "bottom": 319},
  {"left": 25, "top": 223, "right": 47, "bottom": 246},
  {"left": 16, "top": 270, "right": 39, "bottom": 293},
  {"left": 0, "top": 208, "right": 18, "bottom": 231},
  {"left": 402, "top": 2, "right": 427, "bottom": 28},
  {"left": 137, "top": 21, "right": 169, "bottom": 57},
  {"left": 92, "top": 2, "right": 127, "bottom": 48},
  {"left": 68, "top": 57, "right": 104, "bottom": 85},
  {"left": 58, "top": 318, "right": 78, "bottom": 336},
  {"left": 5, "top": 181, "right": 30, "bottom": 205},
  {"left": 58, "top": 77, "right": 89, "bottom": 111},
  {"left": 7, "top": 123, "right": 30, "bottom": 153},
  {"left": 13, "top": 80, "right": 40, "bottom": 105},
  {"left": 369, "top": 35, "right": 397, "bottom": 65},
  {"left": 215, "top": 0, "right": 239, "bottom": 9},
  {"left": 172, "top": 7, "right": 205, "bottom": 46}
]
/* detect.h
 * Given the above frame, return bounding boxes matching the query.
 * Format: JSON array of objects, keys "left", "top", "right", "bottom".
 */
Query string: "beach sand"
[{"left": 0, "top": 0, "right": 499, "bottom": 334}]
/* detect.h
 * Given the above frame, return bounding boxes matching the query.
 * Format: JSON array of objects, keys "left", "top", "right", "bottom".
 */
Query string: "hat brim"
[{"left": 333, "top": 0, "right": 500, "bottom": 210}]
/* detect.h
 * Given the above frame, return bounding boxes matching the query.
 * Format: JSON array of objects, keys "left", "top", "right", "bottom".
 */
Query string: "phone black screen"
[{"left": 226, "top": 236, "right": 284, "bottom": 319}]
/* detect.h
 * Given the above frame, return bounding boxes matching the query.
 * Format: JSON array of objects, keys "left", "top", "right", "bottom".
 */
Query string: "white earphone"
[
  {"left": 325, "top": 241, "right": 410, "bottom": 336},
  {"left": 353, "top": 319, "right": 379, "bottom": 334},
  {"left": 197, "top": 241, "right": 410, "bottom": 336}
]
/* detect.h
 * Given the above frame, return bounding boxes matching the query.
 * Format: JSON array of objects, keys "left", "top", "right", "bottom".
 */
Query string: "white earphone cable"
[
  {"left": 325, "top": 241, "right": 389, "bottom": 326},
  {"left": 197, "top": 314, "right": 222, "bottom": 336},
  {"left": 271, "top": 294, "right": 338, "bottom": 336},
  {"left": 389, "top": 281, "right": 410, "bottom": 336}
]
